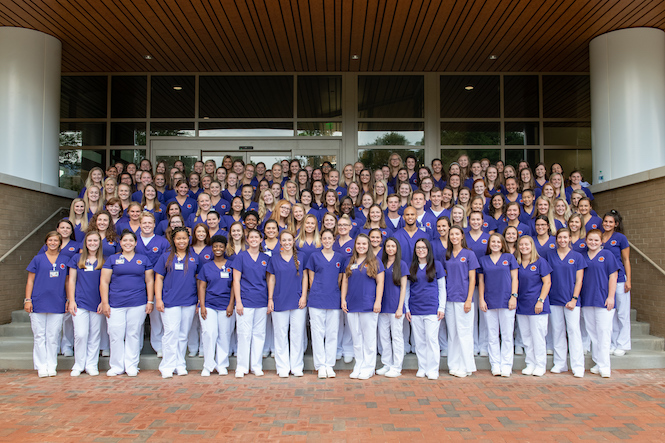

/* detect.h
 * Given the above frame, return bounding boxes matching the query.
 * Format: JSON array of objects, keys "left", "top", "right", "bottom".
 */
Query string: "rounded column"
[{"left": 0, "top": 27, "right": 61, "bottom": 186}]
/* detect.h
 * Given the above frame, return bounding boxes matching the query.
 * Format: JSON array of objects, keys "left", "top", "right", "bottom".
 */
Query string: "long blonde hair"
[
  {"left": 69, "top": 198, "right": 89, "bottom": 232},
  {"left": 77, "top": 231, "right": 104, "bottom": 270},
  {"left": 296, "top": 214, "right": 322, "bottom": 248},
  {"left": 516, "top": 235, "right": 540, "bottom": 265}
]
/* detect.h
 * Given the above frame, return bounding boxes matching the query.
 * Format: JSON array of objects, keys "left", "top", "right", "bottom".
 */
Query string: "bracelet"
[
  {"left": 24, "top": 299, "right": 32, "bottom": 304},
  {"left": 510, "top": 293, "right": 518, "bottom": 299},
  {"left": 147, "top": 301, "right": 155, "bottom": 305},
  {"left": 537, "top": 297, "right": 545, "bottom": 303},
  {"left": 572, "top": 296, "right": 579, "bottom": 300}
]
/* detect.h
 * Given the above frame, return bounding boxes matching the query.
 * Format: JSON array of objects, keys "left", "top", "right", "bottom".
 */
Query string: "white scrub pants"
[
  {"left": 148, "top": 309, "right": 163, "bottom": 353},
  {"left": 550, "top": 306, "right": 584, "bottom": 373},
  {"left": 411, "top": 314, "right": 440, "bottom": 376},
  {"left": 309, "top": 308, "right": 340, "bottom": 370},
  {"left": 517, "top": 314, "right": 548, "bottom": 372},
  {"left": 236, "top": 307, "right": 268, "bottom": 374},
  {"left": 272, "top": 308, "right": 307, "bottom": 375},
  {"left": 200, "top": 309, "right": 235, "bottom": 373},
  {"left": 347, "top": 312, "right": 379, "bottom": 376},
  {"left": 445, "top": 302, "right": 476, "bottom": 374},
  {"left": 583, "top": 306, "right": 614, "bottom": 372},
  {"left": 107, "top": 306, "right": 146, "bottom": 375},
  {"left": 378, "top": 313, "right": 404, "bottom": 372},
  {"left": 337, "top": 312, "right": 354, "bottom": 358},
  {"left": 485, "top": 309, "right": 515, "bottom": 373},
  {"left": 160, "top": 305, "right": 196, "bottom": 376},
  {"left": 611, "top": 282, "right": 631, "bottom": 351},
  {"left": 472, "top": 289, "right": 488, "bottom": 354},
  {"left": 60, "top": 312, "right": 74, "bottom": 354},
  {"left": 71, "top": 308, "right": 103, "bottom": 373},
  {"left": 31, "top": 313, "right": 64, "bottom": 373}
]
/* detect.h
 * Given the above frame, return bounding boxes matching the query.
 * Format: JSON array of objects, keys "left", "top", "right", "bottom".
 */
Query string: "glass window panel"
[
  {"left": 439, "top": 149, "right": 501, "bottom": 170},
  {"left": 110, "top": 122, "right": 146, "bottom": 146},
  {"left": 505, "top": 122, "right": 540, "bottom": 145},
  {"left": 201, "top": 153, "right": 245, "bottom": 170},
  {"left": 60, "top": 76, "right": 107, "bottom": 118},
  {"left": 358, "top": 75, "right": 424, "bottom": 118},
  {"left": 440, "top": 122, "right": 500, "bottom": 145},
  {"left": 199, "top": 76, "right": 293, "bottom": 118},
  {"left": 358, "top": 122, "right": 424, "bottom": 146},
  {"left": 60, "top": 123, "right": 106, "bottom": 147},
  {"left": 151, "top": 76, "right": 195, "bottom": 118},
  {"left": 111, "top": 76, "right": 147, "bottom": 118},
  {"left": 504, "top": 75, "right": 539, "bottom": 118},
  {"left": 358, "top": 149, "right": 425, "bottom": 172},
  {"left": 293, "top": 154, "right": 337, "bottom": 170},
  {"left": 199, "top": 122, "right": 293, "bottom": 137},
  {"left": 505, "top": 149, "right": 540, "bottom": 169},
  {"left": 440, "top": 75, "right": 500, "bottom": 118},
  {"left": 544, "top": 149, "right": 593, "bottom": 184},
  {"left": 153, "top": 155, "right": 198, "bottom": 174},
  {"left": 297, "top": 122, "right": 342, "bottom": 136},
  {"left": 543, "top": 75, "right": 591, "bottom": 119},
  {"left": 150, "top": 122, "right": 195, "bottom": 137},
  {"left": 59, "top": 149, "right": 106, "bottom": 192},
  {"left": 249, "top": 153, "right": 292, "bottom": 168},
  {"left": 298, "top": 75, "right": 342, "bottom": 118},
  {"left": 543, "top": 122, "right": 591, "bottom": 147}
]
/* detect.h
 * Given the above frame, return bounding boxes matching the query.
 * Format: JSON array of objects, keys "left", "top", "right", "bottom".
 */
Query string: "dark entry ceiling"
[{"left": 1, "top": 0, "right": 664, "bottom": 73}]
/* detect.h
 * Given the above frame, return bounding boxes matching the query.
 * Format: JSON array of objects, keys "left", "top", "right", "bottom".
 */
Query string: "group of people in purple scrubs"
[{"left": 25, "top": 154, "right": 631, "bottom": 380}]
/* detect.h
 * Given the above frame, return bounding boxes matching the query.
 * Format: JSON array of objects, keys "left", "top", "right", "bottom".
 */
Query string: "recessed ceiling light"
[
  {"left": 488, "top": 55, "right": 498, "bottom": 60},
  {"left": 351, "top": 55, "right": 360, "bottom": 60},
  {"left": 465, "top": 85, "right": 474, "bottom": 91},
  {"left": 143, "top": 55, "right": 153, "bottom": 60},
  {"left": 173, "top": 86, "right": 183, "bottom": 91}
]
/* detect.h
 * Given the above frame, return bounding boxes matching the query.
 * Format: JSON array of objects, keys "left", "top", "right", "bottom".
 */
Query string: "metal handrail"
[
  {"left": 629, "top": 241, "right": 665, "bottom": 278},
  {"left": 0, "top": 207, "right": 69, "bottom": 264}
]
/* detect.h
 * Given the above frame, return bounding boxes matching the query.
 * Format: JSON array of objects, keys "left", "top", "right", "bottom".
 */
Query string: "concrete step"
[
  {"left": 632, "top": 308, "right": 637, "bottom": 322},
  {"left": 0, "top": 323, "right": 32, "bottom": 337},
  {"left": 0, "top": 350, "right": 663, "bottom": 372}
]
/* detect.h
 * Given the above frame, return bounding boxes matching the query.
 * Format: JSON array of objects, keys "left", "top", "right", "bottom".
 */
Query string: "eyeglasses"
[{"left": 415, "top": 246, "right": 428, "bottom": 251}]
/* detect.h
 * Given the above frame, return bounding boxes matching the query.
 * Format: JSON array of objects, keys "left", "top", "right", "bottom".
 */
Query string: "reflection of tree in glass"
[
  {"left": 358, "top": 148, "right": 425, "bottom": 172},
  {"left": 440, "top": 130, "right": 500, "bottom": 145},
  {"left": 371, "top": 132, "right": 408, "bottom": 146},
  {"left": 59, "top": 149, "right": 82, "bottom": 191},
  {"left": 59, "top": 132, "right": 82, "bottom": 147}
]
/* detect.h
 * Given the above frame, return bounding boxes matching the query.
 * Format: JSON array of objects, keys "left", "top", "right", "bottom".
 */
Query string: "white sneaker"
[
  {"left": 384, "top": 369, "right": 401, "bottom": 378},
  {"left": 292, "top": 371, "right": 304, "bottom": 377},
  {"left": 532, "top": 367, "right": 546, "bottom": 377},
  {"left": 550, "top": 366, "right": 567, "bottom": 374},
  {"left": 358, "top": 371, "right": 373, "bottom": 380},
  {"left": 480, "top": 351, "right": 489, "bottom": 357},
  {"left": 416, "top": 370, "right": 426, "bottom": 378},
  {"left": 176, "top": 368, "right": 188, "bottom": 376},
  {"left": 349, "top": 370, "right": 360, "bottom": 379},
  {"left": 199, "top": 353, "right": 204, "bottom": 358},
  {"left": 326, "top": 367, "right": 336, "bottom": 378},
  {"left": 376, "top": 366, "right": 389, "bottom": 376},
  {"left": 491, "top": 368, "right": 501, "bottom": 376},
  {"left": 614, "top": 349, "right": 626, "bottom": 357},
  {"left": 514, "top": 346, "right": 524, "bottom": 355},
  {"left": 86, "top": 368, "right": 99, "bottom": 376},
  {"left": 201, "top": 369, "right": 211, "bottom": 377},
  {"left": 126, "top": 369, "right": 138, "bottom": 377},
  {"left": 101, "top": 350, "right": 110, "bottom": 357},
  {"left": 440, "top": 350, "right": 448, "bottom": 357},
  {"left": 522, "top": 366, "right": 535, "bottom": 376},
  {"left": 188, "top": 351, "right": 197, "bottom": 357},
  {"left": 452, "top": 371, "right": 468, "bottom": 378},
  {"left": 336, "top": 354, "right": 342, "bottom": 360},
  {"left": 270, "top": 351, "right": 275, "bottom": 358},
  {"left": 573, "top": 371, "right": 584, "bottom": 378},
  {"left": 501, "top": 370, "right": 512, "bottom": 378},
  {"left": 279, "top": 372, "right": 290, "bottom": 378},
  {"left": 162, "top": 372, "right": 173, "bottom": 379},
  {"left": 253, "top": 369, "right": 264, "bottom": 377},
  {"left": 600, "top": 369, "right": 611, "bottom": 378},
  {"left": 70, "top": 369, "right": 81, "bottom": 377},
  {"left": 38, "top": 370, "right": 49, "bottom": 378},
  {"left": 590, "top": 365, "right": 600, "bottom": 374},
  {"left": 547, "top": 349, "right": 554, "bottom": 355},
  {"left": 218, "top": 368, "right": 228, "bottom": 376},
  {"left": 427, "top": 372, "right": 439, "bottom": 380},
  {"left": 63, "top": 350, "right": 74, "bottom": 357},
  {"left": 106, "top": 369, "right": 121, "bottom": 377},
  {"left": 235, "top": 371, "right": 244, "bottom": 378},
  {"left": 262, "top": 351, "right": 269, "bottom": 358},
  {"left": 343, "top": 355, "right": 354, "bottom": 364},
  {"left": 48, "top": 370, "right": 57, "bottom": 377},
  {"left": 156, "top": 350, "right": 163, "bottom": 358},
  {"left": 318, "top": 368, "right": 327, "bottom": 379}
]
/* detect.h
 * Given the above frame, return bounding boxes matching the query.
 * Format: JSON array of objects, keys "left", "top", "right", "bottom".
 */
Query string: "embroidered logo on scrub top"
[
  {"left": 518, "top": 230, "right": 524, "bottom": 236},
  {"left": 152, "top": 247, "right": 159, "bottom": 252},
  {"left": 261, "top": 260, "right": 267, "bottom": 266},
  {"left": 549, "top": 244, "right": 556, "bottom": 249},
  {"left": 483, "top": 222, "right": 489, "bottom": 228},
  {"left": 592, "top": 224, "right": 598, "bottom": 229},
  {"left": 190, "top": 257, "right": 196, "bottom": 262},
  {"left": 460, "top": 257, "right": 467, "bottom": 263},
  {"left": 502, "top": 260, "right": 509, "bottom": 266},
  {"left": 187, "top": 204, "right": 192, "bottom": 209},
  {"left": 426, "top": 222, "right": 431, "bottom": 228},
  {"left": 568, "top": 259, "right": 575, "bottom": 264},
  {"left": 136, "top": 260, "right": 143, "bottom": 265},
  {"left": 68, "top": 247, "right": 75, "bottom": 251},
  {"left": 580, "top": 243, "right": 586, "bottom": 248},
  {"left": 59, "top": 263, "right": 66, "bottom": 270},
  {"left": 345, "top": 247, "right": 352, "bottom": 253},
  {"left": 336, "top": 262, "right": 341, "bottom": 268},
  {"left": 204, "top": 254, "right": 211, "bottom": 260},
  {"left": 481, "top": 239, "right": 488, "bottom": 244},
  {"left": 108, "top": 242, "right": 115, "bottom": 246},
  {"left": 598, "top": 256, "right": 605, "bottom": 262},
  {"left": 530, "top": 265, "right": 537, "bottom": 271},
  {"left": 611, "top": 240, "right": 617, "bottom": 246}
]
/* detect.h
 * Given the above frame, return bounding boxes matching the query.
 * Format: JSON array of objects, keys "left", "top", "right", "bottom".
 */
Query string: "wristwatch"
[
  {"left": 572, "top": 295, "right": 579, "bottom": 300},
  {"left": 510, "top": 293, "right": 518, "bottom": 299},
  {"left": 537, "top": 297, "right": 545, "bottom": 303}
]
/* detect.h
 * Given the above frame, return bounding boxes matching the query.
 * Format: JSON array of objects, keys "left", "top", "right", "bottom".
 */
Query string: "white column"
[
  {"left": 0, "top": 27, "right": 62, "bottom": 186},
  {"left": 590, "top": 28, "right": 665, "bottom": 182}
]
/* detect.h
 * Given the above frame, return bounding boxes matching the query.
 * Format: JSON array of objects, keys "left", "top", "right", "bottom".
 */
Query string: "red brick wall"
[
  {"left": 0, "top": 184, "right": 72, "bottom": 324},
  {"left": 593, "top": 176, "right": 665, "bottom": 338}
]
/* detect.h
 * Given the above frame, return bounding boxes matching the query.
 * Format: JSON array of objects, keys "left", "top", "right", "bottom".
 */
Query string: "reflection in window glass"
[
  {"left": 441, "top": 122, "right": 500, "bottom": 145},
  {"left": 440, "top": 75, "right": 499, "bottom": 118},
  {"left": 298, "top": 76, "right": 342, "bottom": 118},
  {"left": 111, "top": 122, "right": 146, "bottom": 146},
  {"left": 200, "top": 76, "right": 293, "bottom": 118},
  {"left": 544, "top": 149, "right": 593, "bottom": 184},
  {"left": 358, "top": 76, "right": 424, "bottom": 118},
  {"left": 154, "top": 155, "right": 198, "bottom": 174},
  {"left": 199, "top": 122, "right": 293, "bottom": 137},
  {"left": 297, "top": 122, "right": 342, "bottom": 136},
  {"left": 111, "top": 76, "right": 147, "bottom": 118},
  {"left": 504, "top": 75, "right": 539, "bottom": 118},
  {"left": 150, "top": 122, "right": 195, "bottom": 137},
  {"left": 505, "top": 149, "right": 540, "bottom": 169},
  {"left": 505, "top": 122, "right": 540, "bottom": 145},
  {"left": 358, "top": 149, "right": 425, "bottom": 172},
  {"left": 59, "top": 149, "right": 107, "bottom": 191},
  {"left": 439, "top": 149, "right": 501, "bottom": 169},
  {"left": 358, "top": 122, "right": 424, "bottom": 146},
  {"left": 60, "top": 76, "right": 108, "bottom": 119},
  {"left": 294, "top": 155, "right": 337, "bottom": 170},
  {"left": 151, "top": 76, "right": 195, "bottom": 118},
  {"left": 543, "top": 75, "right": 591, "bottom": 119},
  {"left": 543, "top": 122, "right": 591, "bottom": 147},
  {"left": 60, "top": 123, "right": 106, "bottom": 147}
]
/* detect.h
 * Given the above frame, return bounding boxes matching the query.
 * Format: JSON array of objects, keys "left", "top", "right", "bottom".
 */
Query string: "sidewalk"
[{"left": 0, "top": 369, "right": 664, "bottom": 441}]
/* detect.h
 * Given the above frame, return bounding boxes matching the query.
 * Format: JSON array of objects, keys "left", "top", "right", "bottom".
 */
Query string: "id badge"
[
  {"left": 265, "top": 250, "right": 272, "bottom": 257},
  {"left": 85, "top": 264, "right": 94, "bottom": 272},
  {"left": 174, "top": 262, "right": 184, "bottom": 271},
  {"left": 350, "top": 264, "right": 358, "bottom": 270},
  {"left": 116, "top": 257, "right": 125, "bottom": 265},
  {"left": 220, "top": 271, "right": 230, "bottom": 279},
  {"left": 49, "top": 271, "right": 59, "bottom": 278},
  {"left": 419, "top": 226, "right": 426, "bottom": 232}
]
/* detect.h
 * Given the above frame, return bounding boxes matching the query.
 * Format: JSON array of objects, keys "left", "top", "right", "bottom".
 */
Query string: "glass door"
[{"left": 201, "top": 151, "right": 292, "bottom": 169}]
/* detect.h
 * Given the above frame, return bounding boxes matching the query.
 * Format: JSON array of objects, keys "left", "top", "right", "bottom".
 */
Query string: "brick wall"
[
  {"left": 0, "top": 183, "right": 72, "bottom": 324},
  {"left": 593, "top": 176, "right": 665, "bottom": 338}
]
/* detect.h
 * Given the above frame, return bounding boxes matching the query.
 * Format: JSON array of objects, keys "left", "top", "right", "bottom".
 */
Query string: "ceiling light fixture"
[
  {"left": 173, "top": 85, "right": 183, "bottom": 91},
  {"left": 351, "top": 55, "right": 360, "bottom": 60},
  {"left": 488, "top": 55, "right": 498, "bottom": 60},
  {"left": 143, "top": 55, "right": 153, "bottom": 60},
  {"left": 465, "top": 85, "right": 474, "bottom": 91}
]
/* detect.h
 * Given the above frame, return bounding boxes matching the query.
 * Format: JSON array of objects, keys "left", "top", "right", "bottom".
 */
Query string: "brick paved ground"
[{"left": 1, "top": 369, "right": 664, "bottom": 442}]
